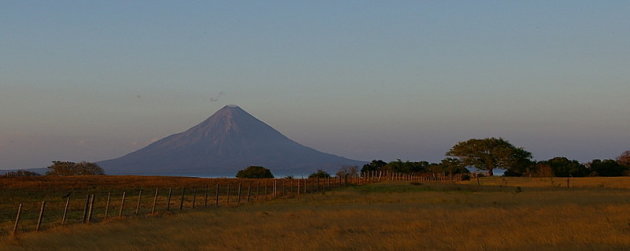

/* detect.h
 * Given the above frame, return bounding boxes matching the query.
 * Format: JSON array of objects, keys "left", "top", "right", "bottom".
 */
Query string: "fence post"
[
  {"left": 12, "top": 203, "right": 23, "bottom": 235},
  {"left": 119, "top": 192, "right": 126, "bottom": 217},
  {"left": 151, "top": 188, "right": 158, "bottom": 214},
  {"left": 273, "top": 180, "right": 277, "bottom": 198},
  {"left": 297, "top": 179, "right": 301, "bottom": 198},
  {"left": 82, "top": 194, "right": 90, "bottom": 223},
  {"left": 166, "top": 188, "right": 172, "bottom": 211},
  {"left": 204, "top": 185, "right": 209, "bottom": 208},
  {"left": 237, "top": 183, "right": 242, "bottom": 205},
  {"left": 87, "top": 194, "right": 95, "bottom": 223},
  {"left": 192, "top": 188, "right": 197, "bottom": 209},
  {"left": 215, "top": 184, "right": 220, "bottom": 207},
  {"left": 179, "top": 188, "right": 185, "bottom": 211},
  {"left": 104, "top": 192, "right": 111, "bottom": 220},
  {"left": 62, "top": 196, "right": 70, "bottom": 225},
  {"left": 135, "top": 189, "right": 143, "bottom": 215},
  {"left": 36, "top": 201, "right": 46, "bottom": 232}
]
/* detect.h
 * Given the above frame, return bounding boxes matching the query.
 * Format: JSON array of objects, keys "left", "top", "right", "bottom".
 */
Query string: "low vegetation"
[{"left": 236, "top": 166, "right": 274, "bottom": 178}]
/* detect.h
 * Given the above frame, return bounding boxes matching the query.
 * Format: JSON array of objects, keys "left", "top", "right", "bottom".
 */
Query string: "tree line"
[{"left": 360, "top": 138, "right": 629, "bottom": 178}]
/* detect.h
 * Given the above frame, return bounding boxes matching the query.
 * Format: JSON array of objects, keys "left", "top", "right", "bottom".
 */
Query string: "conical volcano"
[{"left": 98, "top": 105, "right": 365, "bottom": 176}]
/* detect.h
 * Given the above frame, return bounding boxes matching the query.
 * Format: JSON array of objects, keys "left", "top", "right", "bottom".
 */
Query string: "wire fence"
[{"left": 2, "top": 171, "right": 461, "bottom": 236}]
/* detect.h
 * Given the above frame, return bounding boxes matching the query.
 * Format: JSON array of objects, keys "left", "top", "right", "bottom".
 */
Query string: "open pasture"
[
  {"left": 1, "top": 177, "right": 630, "bottom": 250},
  {"left": 0, "top": 175, "right": 347, "bottom": 235}
]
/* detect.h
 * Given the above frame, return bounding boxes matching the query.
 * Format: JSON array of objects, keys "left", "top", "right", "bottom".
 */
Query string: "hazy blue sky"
[{"left": 1, "top": 1, "right": 629, "bottom": 170}]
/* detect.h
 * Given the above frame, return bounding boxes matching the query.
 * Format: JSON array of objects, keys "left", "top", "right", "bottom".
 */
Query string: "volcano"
[{"left": 98, "top": 105, "right": 365, "bottom": 176}]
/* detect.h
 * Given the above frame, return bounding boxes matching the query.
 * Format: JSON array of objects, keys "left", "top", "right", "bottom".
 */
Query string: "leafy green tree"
[
  {"left": 446, "top": 137, "right": 532, "bottom": 176},
  {"left": 361, "top": 160, "right": 387, "bottom": 173},
  {"left": 46, "top": 161, "right": 105, "bottom": 176},
  {"left": 308, "top": 169, "right": 331, "bottom": 179},
  {"left": 236, "top": 166, "right": 274, "bottom": 178},
  {"left": 589, "top": 159, "right": 627, "bottom": 177},
  {"left": 540, "top": 157, "right": 588, "bottom": 177}
]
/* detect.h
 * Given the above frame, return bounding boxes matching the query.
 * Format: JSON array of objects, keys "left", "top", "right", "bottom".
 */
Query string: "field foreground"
[{"left": 2, "top": 179, "right": 630, "bottom": 250}]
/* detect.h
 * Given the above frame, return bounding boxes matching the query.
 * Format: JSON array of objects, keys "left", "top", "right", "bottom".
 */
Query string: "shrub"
[
  {"left": 46, "top": 161, "right": 105, "bottom": 176},
  {"left": 236, "top": 166, "right": 274, "bottom": 178},
  {"left": 308, "top": 170, "right": 331, "bottom": 179}
]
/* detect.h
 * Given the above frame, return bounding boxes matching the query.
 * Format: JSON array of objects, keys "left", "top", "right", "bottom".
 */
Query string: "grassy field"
[
  {"left": 0, "top": 176, "right": 339, "bottom": 235},
  {"left": 1, "top": 177, "right": 629, "bottom": 250}
]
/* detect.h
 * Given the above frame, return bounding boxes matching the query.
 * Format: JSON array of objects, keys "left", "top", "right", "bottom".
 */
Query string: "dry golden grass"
[
  {"left": 2, "top": 179, "right": 630, "bottom": 250},
  {"left": 0, "top": 176, "right": 335, "bottom": 235},
  {"left": 461, "top": 176, "right": 630, "bottom": 189}
]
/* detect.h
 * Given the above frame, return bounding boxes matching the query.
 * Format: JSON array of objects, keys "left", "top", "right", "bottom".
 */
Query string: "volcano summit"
[{"left": 98, "top": 105, "right": 364, "bottom": 176}]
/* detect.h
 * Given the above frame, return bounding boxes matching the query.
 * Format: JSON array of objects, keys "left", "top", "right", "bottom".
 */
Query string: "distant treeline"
[
  {"left": 2, "top": 161, "right": 104, "bottom": 177},
  {"left": 362, "top": 138, "right": 630, "bottom": 178}
]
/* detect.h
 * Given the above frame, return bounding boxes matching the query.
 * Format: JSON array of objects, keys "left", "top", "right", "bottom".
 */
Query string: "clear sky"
[{"left": 1, "top": 1, "right": 629, "bottom": 170}]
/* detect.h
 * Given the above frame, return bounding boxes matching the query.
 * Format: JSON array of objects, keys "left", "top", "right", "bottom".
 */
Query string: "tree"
[
  {"left": 236, "top": 166, "right": 274, "bottom": 178},
  {"left": 617, "top": 151, "right": 630, "bottom": 167},
  {"left": 3, "top": 170, "right": 41, "bottom": 177},
  {"left": 336, "top": 166, "right": 359, "bottom": 178},
  {"left": 588, "top": 159, "right": 627, "bottom": 177},
  {"left": 308, "top": 169, "right": 331, "bottom": 179},
  {"left": 381, "top": 160, "right": 429, "bottom": 174},
  {"left": 438, "top": 158, "right": 469, "bottom": 176},
  {"left": 540, "top": 157, "right": 588, "bottom": 177},
  {"left": 504, "top": 158, "right": 536, "bottom": 177},
  {"left": 46, "top": 161, "right": 104, "bottom": 176},
  {"left": 446, "top": 138, "right": 532, "bottom": 176},
  {"left": 361, "top": 160, "right": 387, "bottom": 173}
]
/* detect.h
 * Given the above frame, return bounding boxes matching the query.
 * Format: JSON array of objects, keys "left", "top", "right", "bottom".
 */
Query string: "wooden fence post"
[
  {"left": 62, "top": 196, "right": 70, "bottom": 225},
  {"left": 87, "top": 194, "right": 95, "bottom": 223},
  {"left": 204, "top": 185, "right": 209, "bottom": 208},
  {"left": 273, "top": 180, "right": 277, "bottom": 198},
  {"left": 179, "top": 188, "right": 185, "bottom": 211},
  {"left": 215, "top": 184, "right": 220, "bottom": 207},
  {"left": 12, "top": 203, "right": 23, "bottom": 235},
  {"left": 192, "top": 188, "right": 197, "bottom": 209},
  {"left": 82, "top": 194, "right": 90, "bottom": 223},
  {"left": 104, "top": 192, "right": 111, "bottom": 220},
  {"left": 237, "top": 183, "right": 242, "bottom": 205},
  {"left": 166, "top": 188, "right": 172, "bottom": 211},
  {"left": 36, "top": 201, "right": 46, "bottom": 232},
  {"left": 135, "top": 189, "right": 143, "bottom": 215},
  {"left": 151, "top": 188, "right": 158, "bottom": 214},
  {"left": 256, "top": 182, "right": 260, "bottom": 200},
  {"left": 297, "top": 179, "right": 301, "bottom": 197},
  {"left": 119, "top": 192, "right": 126, "bottom": 217}
]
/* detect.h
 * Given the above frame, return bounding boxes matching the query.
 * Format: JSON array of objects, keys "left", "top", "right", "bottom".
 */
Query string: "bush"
[
  {"left": 308, "top": 170, "right": 331, "bottom": 179},
  {"left": 46, "top": 161, "right": 104, "bottom": 176},
  {"left": 236, "top": 166, "right": 274, "bottom": 178}
]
